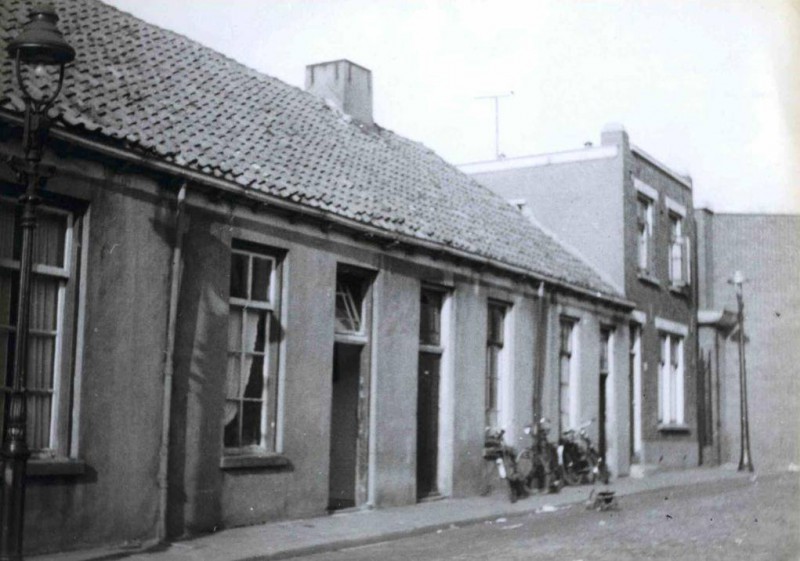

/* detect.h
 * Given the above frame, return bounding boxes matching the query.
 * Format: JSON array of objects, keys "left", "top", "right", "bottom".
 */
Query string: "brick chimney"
[{"left": 305, "top": 60, "right": 373, "bottom": 126}]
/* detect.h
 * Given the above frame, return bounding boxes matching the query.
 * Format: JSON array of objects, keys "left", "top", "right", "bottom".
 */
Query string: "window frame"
[
  {"left": 334, "top": 269, "right": 371, "bottom": 342},
  {"left": 485, "top": 301, "right": 508, "bottom": 431},
  {"left": 668, "top": 212, "right": 691, "bottom": 288},
  {"left": 223, "top": 241, "right": 284, "bottom": 457},
  {"left": 0, "top": 192, "right": 84, "bottom": 460},
  {"left": 558, "top": 316, "right": 578, "bottom": 435},
  {"left": 636, "top": 194, "right": 655, "bottom": 275},
  {"left": 658, "top": 332, "right": 685, "bottom": 427}
]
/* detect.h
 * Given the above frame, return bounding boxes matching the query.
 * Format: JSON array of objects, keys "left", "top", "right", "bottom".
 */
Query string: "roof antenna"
[{"left": 475, "top": 91, "right": 514, "bottom": 160}]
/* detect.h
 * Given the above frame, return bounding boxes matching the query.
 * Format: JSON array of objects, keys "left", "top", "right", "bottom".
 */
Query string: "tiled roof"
[{"left": 0, "top": 0, "right": 621, "bottom": 299}]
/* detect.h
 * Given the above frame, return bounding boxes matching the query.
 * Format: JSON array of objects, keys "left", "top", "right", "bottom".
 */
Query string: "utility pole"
[
  {"left": 729, "top": 270, "right": 754, "bottom": 472},
  {"left": 475, "top": 92, "right": 513, "bottom": 160}
]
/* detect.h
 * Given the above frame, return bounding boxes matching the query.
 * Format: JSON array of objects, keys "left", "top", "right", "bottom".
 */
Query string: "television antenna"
[{"left": 475, "top": 91, "right": 514, "bottom": 160}]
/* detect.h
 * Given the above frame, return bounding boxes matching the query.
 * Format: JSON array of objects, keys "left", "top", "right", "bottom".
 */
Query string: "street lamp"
[
  {"left": 2, "top": 4, "right": 75, "bottom": 559},
  {"left": 729, "top": 270, "right": 754, "bottom": 473}
]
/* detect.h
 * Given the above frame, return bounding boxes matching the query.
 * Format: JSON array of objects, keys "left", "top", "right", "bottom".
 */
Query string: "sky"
[{"left": 104, "top": 0, "right": 800, "bottom": 213}]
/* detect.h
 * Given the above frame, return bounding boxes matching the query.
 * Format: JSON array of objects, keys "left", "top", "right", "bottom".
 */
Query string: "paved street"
[{"left": 297, "top": 473, "right": 799, "bottom": 561}]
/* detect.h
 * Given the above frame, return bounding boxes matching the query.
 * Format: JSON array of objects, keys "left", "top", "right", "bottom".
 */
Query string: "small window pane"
[
  {"left": 27, "top": 393, "right": 51, "bottom": 451},
  {"left": 420, "top": 290, "right": 442, "bottom": 346},
  {"left": 560, "top": 320, "right": 573, "bottom": 355},
  {"left": 33, "top": 211, "right": 66, "bottom": 268},
  {"left": 250, "top": 257, "right": 272, "bottom": 302},
  {"left": 0, "top": 271, "right": 14, "bottom": 326},
  {"left": 29, "top": 277, "right": 59, "bottom": 331},
  {"left": 241, "top": 401, "right": 262, "bottom": 446},
  {"left": 27, "top": 335, "right": 55, "bottom": 391},
  {"left": 488, "top": 304, "right": 504, "bottom": 345},
  {"left": 230, "top": 253, "right": 249, "bottom": 299},
  {"left": 243, "top": 355, "right": 264, "bottom": 398},
  {"left": 0, "top": 203, "right": 15, "bottom": 260},
  {"left": 244, "top": 310, "right": 267, "bottom": 354},
  {"left": 335, "top": 275, "right": 364, "bottom": 334}
]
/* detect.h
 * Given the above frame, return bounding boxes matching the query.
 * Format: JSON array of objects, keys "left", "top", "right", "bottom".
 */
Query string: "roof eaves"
[{"left": 1, "top": 110, "right": 632, "bottom": 310}]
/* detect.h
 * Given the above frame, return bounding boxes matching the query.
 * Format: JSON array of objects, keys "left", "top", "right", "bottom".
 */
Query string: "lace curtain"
[{"left": 0, "top": 201, "right": 66, "bottom": 452}]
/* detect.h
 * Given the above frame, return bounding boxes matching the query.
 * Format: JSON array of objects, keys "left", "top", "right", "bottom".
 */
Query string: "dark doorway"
[
  {"left": 598, "top": 328, "right": 611, "bottom": 463},
  {"left": 417, "top": 352, "right": 440, "bottom": 499},
  {"left": 329, "top": 343, "right": 362, "bottom": 510}
]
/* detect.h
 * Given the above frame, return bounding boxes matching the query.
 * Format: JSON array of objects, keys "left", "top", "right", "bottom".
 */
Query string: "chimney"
[
  {"left": 600, "top": 122, "right": 629, "bottom": 149},
  {"left": 305, "top": 60, "right": 373, "bottom": 126}
]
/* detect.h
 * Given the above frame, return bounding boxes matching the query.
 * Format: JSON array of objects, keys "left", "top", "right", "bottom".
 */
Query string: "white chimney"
[{"left": 305, "top": 60, "right": 373, "bottom": 126}]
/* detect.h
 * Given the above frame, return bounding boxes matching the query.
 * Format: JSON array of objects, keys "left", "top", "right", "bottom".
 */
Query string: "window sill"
[
  {"left": 637, "top": 272, "right": 661, "bottom": 288},
  {"left": 658, "top": 423, "right": 691, "bottom": 434},
  {"left": 27, "top": 458, "right": 86, "bottom": 477},
  {"left": 220, "top": 453, "right": 292, "bottom": 471}
]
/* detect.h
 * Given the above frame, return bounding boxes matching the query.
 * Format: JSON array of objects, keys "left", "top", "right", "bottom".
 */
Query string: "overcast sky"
[{"left": 104, "top": 0, "right": 799, "bottom": 213}]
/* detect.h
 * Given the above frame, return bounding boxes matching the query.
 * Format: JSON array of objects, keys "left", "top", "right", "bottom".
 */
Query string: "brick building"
[
  {"left": 462, "top": 124, "right": 700, "bottom": 474},
  {"left": 695, "top": 211, "right": 800, "bottom": 470}
]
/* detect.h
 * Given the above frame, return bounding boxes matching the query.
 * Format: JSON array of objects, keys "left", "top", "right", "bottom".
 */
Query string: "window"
[
  {"left": 0, "top": 195, "right": 83, "bottom": 458},
  {"left": 558, "top": 318, "right": 577, "bottom": 434},
  {"left": 420, "top": 290, "right": 442, "bottom": 347},
  {"left": 636, "top": 195, "right": 655, "bottom": 274},
  {"left": 485, "top": 302, "right": 507, "bottom": 429},
  {"left": 335, "top": 271, "right": 367, "bottom": 336},
  {"left": 658, "top": 333, "right": 684, "bottom": 426},
  {"left": 668, "top": 214, "right": 690, "bottom": 287},
  {"left": 224, "top": 241, "right": 282, "bottom": 453},
  {"left": 599, "top": 329, "right": 610, "bottom": 377}
]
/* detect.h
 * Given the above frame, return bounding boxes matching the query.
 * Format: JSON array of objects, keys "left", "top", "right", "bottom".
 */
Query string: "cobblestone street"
[{"left": 298, "top": 473, "right": 799, "bottom": 561}]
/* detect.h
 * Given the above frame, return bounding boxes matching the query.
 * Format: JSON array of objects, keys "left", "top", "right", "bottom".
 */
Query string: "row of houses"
[{"left": 0, "top": 0, "right": 797, "bottom": 555}]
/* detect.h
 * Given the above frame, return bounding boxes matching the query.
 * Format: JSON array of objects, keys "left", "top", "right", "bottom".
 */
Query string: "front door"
[
  {"left": 416, "top": 352, "right": 440, "bottom": 499},
  {"left": 328, "top": 343, "right": 362, "bottom": 510}
]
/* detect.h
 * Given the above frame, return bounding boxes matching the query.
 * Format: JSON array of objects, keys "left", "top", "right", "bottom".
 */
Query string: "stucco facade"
[{"left": 0, "top": 130, "right": 634, "bottom": 554}]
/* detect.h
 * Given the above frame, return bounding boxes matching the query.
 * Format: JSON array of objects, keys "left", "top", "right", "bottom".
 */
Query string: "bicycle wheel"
[
  {"left": 561, "top": 448, "right": 581, "bottom": 486},
  {"left": 515, "top": 448, "right": 535, "bottom": 491}
]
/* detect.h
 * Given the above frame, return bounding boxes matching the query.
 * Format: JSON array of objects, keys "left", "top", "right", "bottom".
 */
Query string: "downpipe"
[{"left": 156, "top": 183, "right": 187, "bottom": 543}]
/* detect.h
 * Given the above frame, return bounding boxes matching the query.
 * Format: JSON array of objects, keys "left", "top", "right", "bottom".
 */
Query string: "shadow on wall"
[{"left": 160, "top": 211, "right": 229, "bottom": 538}]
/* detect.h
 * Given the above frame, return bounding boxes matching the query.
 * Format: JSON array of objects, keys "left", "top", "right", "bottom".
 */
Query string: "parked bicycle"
[
  {"left": 516, "top": 417, "right": 565, "bottom": 494},
  {"left": 559, "top": 420, "right": 610, "bottom": 485},
  {"left": 483, "top": 419, "right": 564, "bottom": 503},
  {"left": 483, "top": 428, "right": 528, "bottom": 503}
]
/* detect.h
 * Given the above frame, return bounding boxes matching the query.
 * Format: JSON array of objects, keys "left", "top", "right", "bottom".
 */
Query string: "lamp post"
[
  {"left": 1, "top": 5, "right": 75, "bottom": 559},
  {"left": 729, "top": 270, "right": 754, "bottom": 473}
]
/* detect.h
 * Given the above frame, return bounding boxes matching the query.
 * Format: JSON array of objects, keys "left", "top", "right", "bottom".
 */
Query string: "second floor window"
[
  {"left": 636, "top": 195, "right": 654, "bottom": 274},
  {"left": 669, "top": 214, "right": 690, "bottom": 287}
]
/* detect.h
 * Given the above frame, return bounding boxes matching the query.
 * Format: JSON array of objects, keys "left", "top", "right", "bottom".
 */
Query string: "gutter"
[
  {"left": 0, "top": 112, "right": 635, "bottom": 311},
  {"left": 156, "top": 182, "right": 187, "bottom": 542}
]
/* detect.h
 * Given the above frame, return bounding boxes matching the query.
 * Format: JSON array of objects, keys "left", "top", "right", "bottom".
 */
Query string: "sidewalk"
[{"left": 35, "top": 466, "right": 752, "bottom": 561}]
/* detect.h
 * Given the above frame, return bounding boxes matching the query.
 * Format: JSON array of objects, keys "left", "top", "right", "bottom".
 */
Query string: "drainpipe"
[
  {"left": 156, "top": 182, "right": 187, "bottom": 542},
  {"left": 533, "top": 282, "right": 549, "bottom": 419}
]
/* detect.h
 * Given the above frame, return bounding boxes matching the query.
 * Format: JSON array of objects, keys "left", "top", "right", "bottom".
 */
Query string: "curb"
[{"left": 237, "top": 470, "right": 756, "bottom": 561}]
